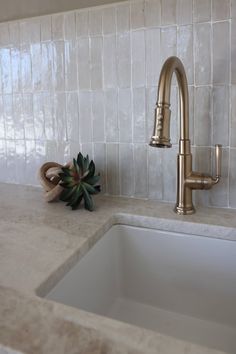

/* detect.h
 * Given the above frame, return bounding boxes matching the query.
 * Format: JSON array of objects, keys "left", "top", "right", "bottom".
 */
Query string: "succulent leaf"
[
  {"left": 60, "top": 185, "right": 77, "bottom": 201},
  {"left": 83, "top": 182, "right": 99, "bottom": 195},
  {"left": 81, "top": 184, "right": 94, "bottom": 211},
  {"left": 84, "top": 155, "right": 89, "bottom": 171},
  {"left": 85, "top": 175, "right": 100, "bottom": 186},
  {"left": 77, "top": 152, "right": 84, "bottom": 174}
]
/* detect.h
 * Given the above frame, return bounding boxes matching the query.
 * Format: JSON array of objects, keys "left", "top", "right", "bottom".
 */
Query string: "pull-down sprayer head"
[{"left": 149, "top": 103, "right": 172, "bottom": 148}]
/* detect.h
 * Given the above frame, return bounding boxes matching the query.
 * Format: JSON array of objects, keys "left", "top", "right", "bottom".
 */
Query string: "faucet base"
[{"left": 174, "top": 205, "right": 195, "bottom": 215}]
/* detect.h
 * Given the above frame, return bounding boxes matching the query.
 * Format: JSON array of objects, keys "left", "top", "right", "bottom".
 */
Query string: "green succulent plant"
[{"left": 59, "top": 153, "right": 100, "bottom": 211}]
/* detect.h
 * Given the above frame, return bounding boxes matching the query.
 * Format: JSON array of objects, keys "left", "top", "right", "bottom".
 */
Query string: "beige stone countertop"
[{"left": 0, "top": 183, "right": 236, "bottom": 354}]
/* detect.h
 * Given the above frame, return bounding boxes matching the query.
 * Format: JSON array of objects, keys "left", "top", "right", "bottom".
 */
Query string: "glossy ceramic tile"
[
  {"left": 177, "top": 0, "right": 192, "bottom": 25},
  {"left": 161, "top": 0, "right": 177, "bottom": 25},
  {"left": 145, "top": 0, "right": 161, "bottom": 27},
  {"left": 213, "top": 21, "right": 230, "bottom": 84},
  {"left": 193, "top": 0, "right": 211, "bottom": 23},
  {"left": 0, "top": 0, "right": 234, "bottom": 208}
]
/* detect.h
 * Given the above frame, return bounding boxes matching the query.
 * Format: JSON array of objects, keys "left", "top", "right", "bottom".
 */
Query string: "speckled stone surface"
[{"left": 0, "top": 183, "right": 236, "bottom": 354}]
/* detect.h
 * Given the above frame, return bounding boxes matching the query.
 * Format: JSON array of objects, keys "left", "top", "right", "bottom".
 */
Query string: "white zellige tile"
[
  {"left": 56, "top": 141, "right": 70, "bottom": 165},
  {"left": 177, "top": 25, "right": 193, "bottom": 85},
  {"left": 148, "top": 146, "right": 163, "bottom": 200},
  {"left": 116, "top": 3, "right": 130, "bottom": 33},
  {"left": 229, "top": 149, "right": 236, "bottom": 208},
  {"left": 89, "top": 9, "right": 103, "bottom": 36},
  {"left": 40, "top": 15, "right": 52, "bottom": 42},
  {"left": 231, "top": 20, "right": 236, "bottom": 84},
  {"left": 210, "top": 147, "right": 229, "bottom": 207},
  {"left": 94, "top": 142, "right": 106, "bottom": 193},
  {"left": 145, "top": 0, "right": 161, "bottom": 27},
  {"left": 92, "top": 91, "right": 105, "bottom": 142},
  {"left": 106, "top": 143, "right": 120, "bottom": 195},
  {"left": 0, "top": 140, "right": 7, "bottom": 182},
  {"left": 15, "top": 140, "right": 26, "bottom": 184},
  {"left": 77, "top": 37, "right": 91, "bottom": 90},
  {"left": 76, "top": 10, "right": 89, "bottom": 37},
  {"left": 161, "top": 0, "right": 177, "bottom": 26},
  {"left": 117, "top": 32, "right": 131, "bottom": 88},
  {"left": 3, "top": 94, "right": 14, "bottom": 140},
  {"left": 19, "top": 20, "right": 31, "bottom": 45},
  {"left": 90, "top": 36, "right": 103, "bottom": 90},
  {"left": 103, "top": 35, "right": 117, "bottom": 89},
  {"left": 9, "top": 22, "right": 20, "bottom": 46},
  {"left": 54, "top": 92, "right": 66, "bottom": 141},
  {"left": 194, "top": 86, "right": 212, "bottom": 146},
  {"left": 146, "top": 28, "right": 161, "bottom": 87},
  {"left": 52, "top": 41, "right": 65, "bottom": 91},
  {"left": 118, "top": 88, "right": 132, "bottom": 143},
  {"left": 41, "top": 42, "right": 53, "bottom": 91},
  {"left": 21, "top": 44, "right": 32, "bottom": 92},
  {"left": 43, "top": 92, "right": 54, "bottom": 141},
  {"left": 177, "top": 0, "right": 193, "bottom": 25},
  {"left": 102, "top": 6, "right": 116, "bottom": 34},
  {"left": 131, "top": 0, "right": 145, "bottom": 29},
  {"left": 169, "top": 86, "right": 179, "bottom": 145},
  {"left": 146, "top": 87, "right": 157, "bottom": 142},
  {"left": 232, "top": 0, "right": 236, "bottom": 18},
  {"left": 64, "top": 12, "right": 76, "bottom": 40},
  {"left": 134, "top": 144, "right": 148, "bottom": 198},
  {"left": 131, "top": 30, "right": 146, "bottom": 87},
  {"left": 231, "top": 86, "right": 236, "bottom": 147},
  {"left": 6, "top": 140, "right": 16, "bottom": 183},
  {"left": 23, "top": 93, "right": 34, "bottom": 140},
  {"left": 1, "top": 48, "right": 12, "bottom": 94},
  {"left": 119, "top": 143, "right": 134, "bottom": 196},
  {"left": 79, "top": 91, "right": 92, "bottom": 143},
  {"left": 81, "top": 143, "right": 93, "bottom": 159},
  {"left": 28, "top": 18, "right": 40, "bottom": 44},
  {"left": 66, "top": 92, "right": 79, "bottom": 142},
  {"left": 212, "top": 0, "right": 230, "bottom": 21},
  {"left": 161, "top": 26, "right": 177, "bottom": 63},
  {"left": 46, "top": 140, "right": 57, "bottom": 162},
  {"left": 65, "top": 41, "right": 78, "bottom": 91},
  {"left": 25, "top": 140, "right": 36, "bottom": 185},
  {"left": 105, "top": 89, "right": 118, "bottom": 142},
  {"left": 133, "top": 87, "right": 146, "bottom": 143},
  {"left": 162, "top": 145, "right": 178, "bottom": 202},
  {"left": 35, "top": 140, "right": 46, "bottom": 172},
  {"left": 213, "top": 21, "right": 230, "bottom": 85},
  {"left": 33, "top": 93, "right": 45, "bottom": 140},
  {"left": 11, "top": 47, "right": 21, "bottom": 93},
  {"left": 0, "top": 23, "right": 10, "bottom": 47},
  {"left": 0, "top": 96, "right": 5, "bottom": 139},
  {"left": 212, "top": 86, "right": 229, "bottom": 146},
  {"left": 52, "top": 13, "right": 64, "bottom": 40},
  {"left": 194, "top": 23, "right": 211, "bottom": 85},
  {"left": 188, "top": 86, "right": 194, "bottom": 144},
  {"left": 31, "top": 43, "right": 41, "bottom": 91},
  {"left": 193, "top": 0, "right": 211, "bottom": 23}
]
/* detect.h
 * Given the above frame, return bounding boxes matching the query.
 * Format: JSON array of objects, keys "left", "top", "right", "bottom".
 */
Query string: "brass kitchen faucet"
[{"left": 150, "top": 56, "right": 222, "bottom": 215}]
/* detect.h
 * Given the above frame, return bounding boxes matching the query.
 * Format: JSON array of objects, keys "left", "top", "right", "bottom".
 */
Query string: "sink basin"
[{"left": 45, "top": 225, "right": 236, "bottom": 353}]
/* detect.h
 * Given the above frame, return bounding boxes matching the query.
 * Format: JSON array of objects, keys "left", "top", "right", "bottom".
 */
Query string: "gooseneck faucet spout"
[{"left": 150, "top": 56, "right": 222, "bottom": 215}]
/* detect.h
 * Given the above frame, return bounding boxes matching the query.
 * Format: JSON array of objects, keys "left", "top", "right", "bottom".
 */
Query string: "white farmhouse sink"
[{"left": 46, "top": 225, "right": 236, "bottom": 353}]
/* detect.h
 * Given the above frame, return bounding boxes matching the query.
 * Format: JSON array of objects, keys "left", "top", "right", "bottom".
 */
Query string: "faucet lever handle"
[{"left": 214, "top": 144, "right": 222, "bottom": 178}]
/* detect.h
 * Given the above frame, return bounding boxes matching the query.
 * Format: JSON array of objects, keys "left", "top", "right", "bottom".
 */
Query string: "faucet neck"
[{"left": 157, "top": 56, "right": 189, "bottom": 141}]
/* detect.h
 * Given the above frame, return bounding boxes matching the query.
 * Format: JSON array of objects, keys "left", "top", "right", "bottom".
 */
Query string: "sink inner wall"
[{"left": 45, "top": 225, "right": 236, "bottom": 353}]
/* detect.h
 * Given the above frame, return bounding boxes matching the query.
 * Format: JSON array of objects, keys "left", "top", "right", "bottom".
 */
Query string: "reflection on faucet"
[{"left": 150, "top": 56, "right": 222, "bottom": 215}]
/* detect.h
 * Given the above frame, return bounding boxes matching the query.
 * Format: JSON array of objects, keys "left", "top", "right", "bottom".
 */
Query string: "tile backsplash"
[{"left": 0, "top": 0, "right": 235, "bottom": 208}]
